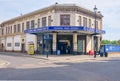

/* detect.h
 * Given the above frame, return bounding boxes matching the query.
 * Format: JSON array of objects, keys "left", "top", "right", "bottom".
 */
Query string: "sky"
[{"left": 0, "top": 0, "right": 120, "bottom": 41}]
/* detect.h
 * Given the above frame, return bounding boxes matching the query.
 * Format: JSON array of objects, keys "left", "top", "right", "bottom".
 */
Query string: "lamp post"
[{"left": 94, "top": 5, "right": 97, "bottom": 58}]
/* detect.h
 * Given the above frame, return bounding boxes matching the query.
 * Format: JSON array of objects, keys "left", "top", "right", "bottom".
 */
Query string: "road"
[{"left": 0, "top": 52, "right": 120, "bottom": 81}]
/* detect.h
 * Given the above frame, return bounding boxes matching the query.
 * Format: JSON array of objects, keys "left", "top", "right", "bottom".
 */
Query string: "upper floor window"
[
  {"left": 42, "top": 17, "right": 46, "bottom": 27},
  {"left": 79, "top": 16, "right": 82, "bottom": 26},
  {"left": 89, "top": 19, "right": 91, "bottom": 27},
  {"left": 31, "top": 20, "right": 35, "bottom": 28},
  {"left": 11, "top": 26, "right": 12, "bottom": 34},
  {"left": 8, "top": 27, "right": 11, "bottom": 34},
  {"left": 96, "top": 21, "right": 98, "bottom": 29},
  {"left": 2, "top": 27, "right": 4, "bottom": 35},
  {"left": 6, "top": 27, "right": 11, "bottom": 34},
  {"left": 14, "top": 25, "right": 16, "bottom": 33},
  {"left": 22, "top": 23, "right": 24, "bottom": 32},
  {"left": 83, "top": 17, "right": 87, "bottom": 27},
  {"left": 18, "top": 24, "right": 21, "bottom": 32},
  {"left": 26, "top": 21, "right": 30, "bottom": 29},
  {"left": 6, "top": 27, "right": 7, "bottom": 34},
  {"left": 60, "top": 14, "right": 70, "bottom": 26},
  {"left": 38, "top": 19, "right": 40, "bottom": 27},
  {"left": 48, "top": 16, "right": 51, "bottom": 26}
]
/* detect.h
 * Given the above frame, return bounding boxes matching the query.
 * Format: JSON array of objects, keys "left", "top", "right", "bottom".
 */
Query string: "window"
[
  {"left": 26, "top": 21, "right": 30, "bottom": 29},
  {"left": 6, "top": 27, "right": 7, "bottom": 34},
  {"left": 79, "top": 16, "right": 82, "bottom": 26},
  {"left": 18, "top": 24, "right": 21, "bottom": 32},
  {"left": 38, "top": 19, "right": 40, "bottom": 27},
  {"left": 11, "top": 26, "right": 12, "bottom": 34},
  {"left": 2, "top": 27, "right": 4, "bottom": 35},
  {"left": 89, "top": 19, "right": 91, "bottom": 27},
  {"left": 60, "top": 15, "right": 70, "bottom": 26},
  {"left": 31, "top": 20, "right": 35, "bottom": 28},
  {"left": 8, "top": 27, "right": 11, "bottom": 34},
  {"left": 14, "top": 25, "right": 16, "bottom": 33},
  {"left": 83, "top": 17, "right": 87, "bottom": 27},
  {"left": 42, "top": 17, "right": 46, "bottom": 27},
  {"left": 6, "top": 27, "right": 11, "bottom": 34},
  {"left": 22, "top": 23, "right": 24, "bottom": 32},
  {"left": 96, "top": 21, "right": 98, "bottom": 29},
  {"left": 48, "top": 16, "right": 51, "bottom": 26},
  {"left": 15, "top": 43, "right": 20, "bottom": 47},
  {"left": 7, "top": 43, "right": 11, "bottom": 47}
]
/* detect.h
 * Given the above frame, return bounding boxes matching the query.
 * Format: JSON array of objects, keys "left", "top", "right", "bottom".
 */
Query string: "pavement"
[
  {"left": 0, "top": 60, "right": 10, "bottom": 68},
  {"left": 0, "top": 52, "right": 120, "bottom": 80},
  {"left": 0, "top": 52, "right": 120, "bottom": 64}
]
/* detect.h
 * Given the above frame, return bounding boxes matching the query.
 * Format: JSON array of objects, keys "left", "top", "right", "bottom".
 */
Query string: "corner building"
[{"left": 0, "top": 4, "right": 105, "bottom": 55}]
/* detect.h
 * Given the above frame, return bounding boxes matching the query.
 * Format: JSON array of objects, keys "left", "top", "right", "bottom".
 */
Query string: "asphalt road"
[{"left": 0, "top": 52, "right": 120, "bottom": 81}]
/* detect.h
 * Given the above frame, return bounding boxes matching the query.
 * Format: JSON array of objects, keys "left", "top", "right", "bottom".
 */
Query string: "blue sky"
[{"left": 0, "top": 0, "right": 120, "bottom": 40}]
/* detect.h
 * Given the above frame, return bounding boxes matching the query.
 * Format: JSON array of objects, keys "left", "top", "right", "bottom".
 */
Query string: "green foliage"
[{"left": 101, "top": 40, "right": 119, "bottom": 45}]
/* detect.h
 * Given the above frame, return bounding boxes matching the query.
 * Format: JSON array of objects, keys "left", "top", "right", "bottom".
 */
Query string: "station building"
[{"left": 0, "top": 4, "right": 105, "bottom": 55}]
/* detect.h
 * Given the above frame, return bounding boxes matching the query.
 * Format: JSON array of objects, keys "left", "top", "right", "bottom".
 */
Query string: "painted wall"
[
  {"left": 25, "top": 34, "right": 37, "bottom": 52},
  {"left": 14, "top": 35, "right": 21, "bottom": 51},
  {"left": 1, "top": 38, "right": 5, "bottom": 45},
  {"left": 86, "top": 35, "right": 92, "bottom": 53}
]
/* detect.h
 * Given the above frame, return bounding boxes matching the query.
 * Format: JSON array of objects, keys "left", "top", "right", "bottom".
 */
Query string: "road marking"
[{"left": 0, "top": 61, "right": 10, "bottom": 68}]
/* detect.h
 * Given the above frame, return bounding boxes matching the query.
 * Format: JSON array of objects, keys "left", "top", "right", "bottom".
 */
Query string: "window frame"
[
  {"left": 42, "top": 17, "right": 46, "bottom": 27},
  {"left": 38, "top": 18, "right": 40, "bottom": 27},
  {"left": 31, "top": 20, "right": 35, "bottom": 29},
  {"left": 83, "top": 17, "right": 87, "bottom": 27},
  {"left": 17, "top": 24, "right": 21, "bottom": 32},
  {"left": 60, "top": 14, "right": 70, "bottom": 26},
  {"left": 26, "top": 21, "right": 30, "bottom": 29}
]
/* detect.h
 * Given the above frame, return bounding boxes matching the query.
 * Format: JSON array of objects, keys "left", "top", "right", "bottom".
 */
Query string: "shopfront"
[{"left": 24, "top": 26, "right": 105, "bottom": 55}]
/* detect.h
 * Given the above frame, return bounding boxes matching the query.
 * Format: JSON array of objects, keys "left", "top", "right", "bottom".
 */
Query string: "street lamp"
[{"left": 94, "top": 5, "right": 97, "bottom": 58}]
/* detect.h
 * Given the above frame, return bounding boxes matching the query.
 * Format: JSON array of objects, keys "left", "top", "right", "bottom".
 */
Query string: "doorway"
[
  {"left": 58, "top": 42, "right": 67, "bottom": 54},
  {"left": 21, "top": 43, "right": 25, "bottom": 53},
  {"left": 57, "top": 35, "right": 73, "bottom": 54}
]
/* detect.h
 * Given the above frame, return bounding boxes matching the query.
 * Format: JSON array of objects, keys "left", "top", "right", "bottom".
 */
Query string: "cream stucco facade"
[{"left": 0, "top": 4, "right": 105, "bottom": 54}]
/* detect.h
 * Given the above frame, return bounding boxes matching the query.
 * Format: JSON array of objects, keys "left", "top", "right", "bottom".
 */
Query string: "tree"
[
  {"left": 111, "top": 40, "right": 119, "bottom": 45},
  {"left": 101, "top": 40, "right": 119, "bottom": 45},
  {"left": 101, "top": 40, "right": 111, "bottom": 45}
]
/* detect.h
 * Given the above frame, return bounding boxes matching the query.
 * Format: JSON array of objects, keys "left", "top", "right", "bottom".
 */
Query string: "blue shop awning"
[{"left": 24, "top": 26, "right": 106, "bottom": 34}]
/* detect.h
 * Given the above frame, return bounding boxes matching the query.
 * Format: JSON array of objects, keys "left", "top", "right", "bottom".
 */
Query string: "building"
[{"left": 0, "top": 4, "right": 105, "bottom": 55}]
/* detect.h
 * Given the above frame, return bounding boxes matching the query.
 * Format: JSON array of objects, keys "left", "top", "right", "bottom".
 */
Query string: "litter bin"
[{"left": 57, "top": 50, "right": 60, "bottom": 55}]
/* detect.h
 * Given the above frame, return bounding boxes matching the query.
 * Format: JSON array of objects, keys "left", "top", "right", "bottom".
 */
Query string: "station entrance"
[{"left": 57, "top": 35, "right": 73, "bottom": 54}]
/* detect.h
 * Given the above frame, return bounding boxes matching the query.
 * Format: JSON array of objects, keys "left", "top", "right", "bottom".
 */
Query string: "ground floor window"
[
  {"left": 77, "top": 35, "right": 86, "bottom": 54},
  {"left": 36, "top": 33, "right": 87, "bottom": 55},
  {"left": 37, "top": 34, "right": 53, "bottom": 54}
]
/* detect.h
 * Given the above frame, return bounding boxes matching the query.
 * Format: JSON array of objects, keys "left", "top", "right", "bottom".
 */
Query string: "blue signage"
[
  {"left": 48, "top": 26, "right": 84, "bottom": 31},
  {"left": 24, "top": 26, "right": 106, "bottom": 34}
]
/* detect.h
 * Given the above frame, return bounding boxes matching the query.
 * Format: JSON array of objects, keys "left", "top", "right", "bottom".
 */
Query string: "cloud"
[{"left": 0, "top": 0, "right": 120, "bottom": 40}]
